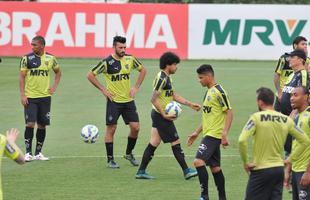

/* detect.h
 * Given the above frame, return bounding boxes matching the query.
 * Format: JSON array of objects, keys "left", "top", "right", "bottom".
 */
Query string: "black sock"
[
  {"left": 24, "top": 127, "right": 34, "bottom": 154},
  {"left": 138, "top": 143, "right": 156, "bottom": 171},
  {"left": 105, "top": 142, "right": 114, "bottom": 162},
  {"left": 212, "top": 170, "right": 226, "bottom": 200},
  {"left": 126, "top": 137, "right": 137, "bottom": 155},
  {"left": 196, "top": 166, "right": 209, "bottom": 199},
  {"left": 35, "top": 128, "right": 46, "bottom": 155},
  {"left": 171, "top": 144, "right": 188, "bottom": 171}
]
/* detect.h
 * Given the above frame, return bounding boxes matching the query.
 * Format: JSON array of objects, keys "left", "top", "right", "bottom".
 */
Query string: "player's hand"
[
  {"left": 221, "top": 134, "right": 229, "bottom": 148},
  {"left": 48, "top": 85, "right": 57, "bottom": 95},
  {"left": 187, "top": 131, "right": 199, "bottom": 146},
  {"left": 6, "top": 128, "right": 19, "bottom": 144},
  {"left": 162, "top": 113, "right": 176, "bottom": 121},
  {"left": 244, "top": 163, "right": 255, "bottom": 174},
  {"left": 189, "top": 102, "right": 201, "bottom": 111},
  {"left": 130, "top": 87, "right": 138, "bottom": 98},
  {"left": 20, "top": 94, "right": 28, "bottom": 106},
  {"left": 102, "top": 90, "right": 113, "bottom": 101},
  {"left": 300, "top": 172, "right": 310, "bottom": 187}
]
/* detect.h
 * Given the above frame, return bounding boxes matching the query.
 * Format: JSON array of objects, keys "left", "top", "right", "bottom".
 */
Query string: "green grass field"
[{"left": 0, "top": 57, "right": 291, "bottom": 200}]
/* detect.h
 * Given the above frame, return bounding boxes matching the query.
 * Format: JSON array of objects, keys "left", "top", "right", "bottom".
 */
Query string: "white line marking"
[{"left": 46, "top": 154, "right": 240, "bottom": 159}]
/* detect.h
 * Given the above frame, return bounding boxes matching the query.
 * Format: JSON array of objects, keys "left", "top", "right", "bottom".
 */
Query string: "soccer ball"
[
  {"left": 81, "top": 124, "right": 99, "bottom": 144},
  {"left": 165, "top": 101, "right": 182, "bottom": 118}
]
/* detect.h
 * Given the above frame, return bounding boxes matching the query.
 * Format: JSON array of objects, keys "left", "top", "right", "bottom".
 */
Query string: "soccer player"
[
  {"left": 87, "top": 36, "right": 146, "bottom": 168},
  {"left": 281, "top": 49, "right": 309, "bottom": 155},
  {"left": 274, "top": 36, "right": 308, "bottom": 111},
  {"left": 239, "top": 87, "right": 310, "bottom": 200},
  {"left": 135, "top": 52, "right": 201, "bottom": 180},
  {"left": 187, "top": 64, "right": 233, "bottom": 200},
  {"left": 19, "top": 36, "right": 61, "bottom": 162},
  {"left": 0, "top": 128, "right": 25, "bottom": 200},
  {"left": 284, "top": 86, "right": 310, "bottom": 200}
]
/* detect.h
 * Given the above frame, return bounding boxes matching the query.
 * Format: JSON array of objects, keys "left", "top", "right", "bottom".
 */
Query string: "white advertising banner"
[{"left": 189, "top": 4, "right": 310, "bottom": 60}]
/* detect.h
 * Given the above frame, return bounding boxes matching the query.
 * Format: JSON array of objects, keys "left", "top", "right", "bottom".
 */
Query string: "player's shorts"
[
  {"left": 24, "top": 96, "right": 51, "bottom": 126},
  {"left": 151, "top": 109, "right": 179, "bottom": 143},
  {"left": 245, "top": 167, "right": 284, "bottom": 200},
  {"left": 106, "top": 99, "right": 139, "bottom": 125},
  {"left": 292, "top": 171, "right": 310, "bottom": 200},
  {"left": 195, "top": 136, "right": 221, "bottom": 167}
]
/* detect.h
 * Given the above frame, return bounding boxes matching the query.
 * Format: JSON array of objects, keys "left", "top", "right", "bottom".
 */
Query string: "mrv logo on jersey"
[
  {"left": 111, "top": 73, "right": 129, "bottom": 81},
  {"left": 261, "top": 114, "right": 288, "bottom": 123},
  {"left": 29, "top": 69, "right": 49, "bottom": 76}
]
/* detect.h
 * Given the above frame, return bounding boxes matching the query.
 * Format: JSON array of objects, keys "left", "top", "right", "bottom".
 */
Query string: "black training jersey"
[
  {"left": 281, "top": 69, "right": 309, "bottom": 115},
  {"left": 152, "top": 71, "right": 174, "bottom": 112},
  {"left": 275, "top": 53, "right": 293, "bottom": 90},
  {"left": 91, "top": 54, "right": 143, "bottom": 103}
]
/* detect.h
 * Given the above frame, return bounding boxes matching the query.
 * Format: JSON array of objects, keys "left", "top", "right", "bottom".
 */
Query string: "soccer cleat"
[
  {"left": 24, "top": 153, "right": 34, "bottom": 162},
  {"left": 107, "top": 160, "right": 120, "bottom": 169},
  {"left": 135, "top": 170, "right": 155, "bottom": 179},
  {"left": 123, "top": 154, "right": 139, "bottom": 166},
  {"left": 198, "top": 197, "right": 209, "bottom": 200},
  {"left": 183, "top": 168, "right": 198, "bottom": 180},
  {"left": 34, "top": 152, "right": 49, "bottom": 161}
]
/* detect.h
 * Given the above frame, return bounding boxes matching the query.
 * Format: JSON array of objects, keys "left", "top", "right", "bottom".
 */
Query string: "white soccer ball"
[
  {"left": 81, "top": 124, "right": 99, "bottom": 144},
  {"left": 165, "top": 101, "right": 182, "bottom": 118}
]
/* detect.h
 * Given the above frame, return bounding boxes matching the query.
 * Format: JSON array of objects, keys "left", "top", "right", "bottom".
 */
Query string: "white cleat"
[
  {"left": 34, "top": 152, "right": 49, "bottom": 161},
  {"left": 24, "top": 153, "right": 34, "bottom": 162}
]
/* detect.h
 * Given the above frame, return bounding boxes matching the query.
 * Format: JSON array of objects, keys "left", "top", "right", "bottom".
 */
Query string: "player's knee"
[
  {"left": 211, "top": 166, "right": 221, "bottom": 173},
  {"left": 26, "top": 122, "right": 35, "bottom": 128},
  {"left": 130, "top": 123, "right": 140, "bottom": 134},
  {"left": 106, "top": 125, "right": 117, "bottom": 134},
  {"left": 150, "top": 139, "right": 160, "bottom": 147},
  {"left": 37, "top": 124, "right": 46, "bottom": 129},
  {"left": 150, "top": 137, "right": 161, "bottom": 147},
  {"left": 194, "top": 159, "right": 205, "bottom": 167}
]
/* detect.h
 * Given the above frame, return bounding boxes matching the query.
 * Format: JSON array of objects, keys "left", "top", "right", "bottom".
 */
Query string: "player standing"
[
  {"left": 135, "top": 52, "right": 200, "bottom": 180},
  {"left": 187, "top": 64, "right": 233, "bottom": 200},
  {"left": 280, "top": 49, "right": 309, "bottom": 156},
  {"left": 239, "top": 87, "right": 310, "bottom": 200},
  {"left": 285, "top": 86, "right": 310, "bottom": 200},
  {"left": 274, "top": 36, "right": 309, "bottom": 111},
  {"left": 87, "top": 36, "right": 146, "bottom": 168},
  {"left": 19, "top": 36, "right": 61, "bottom": 161}
]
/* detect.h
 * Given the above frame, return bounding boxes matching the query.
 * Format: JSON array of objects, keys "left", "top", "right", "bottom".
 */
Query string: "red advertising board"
[{"left": 0, "top": 2, "right": 188, "bottom": 58}]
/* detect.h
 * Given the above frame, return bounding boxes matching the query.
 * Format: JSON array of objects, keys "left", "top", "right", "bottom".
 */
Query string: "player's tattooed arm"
[
  {"left": 151, "top": 90, "right": 175, "bottom": 121},
  {"left": 173, "top": 92, "right": 201, "bottom": 111}
]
